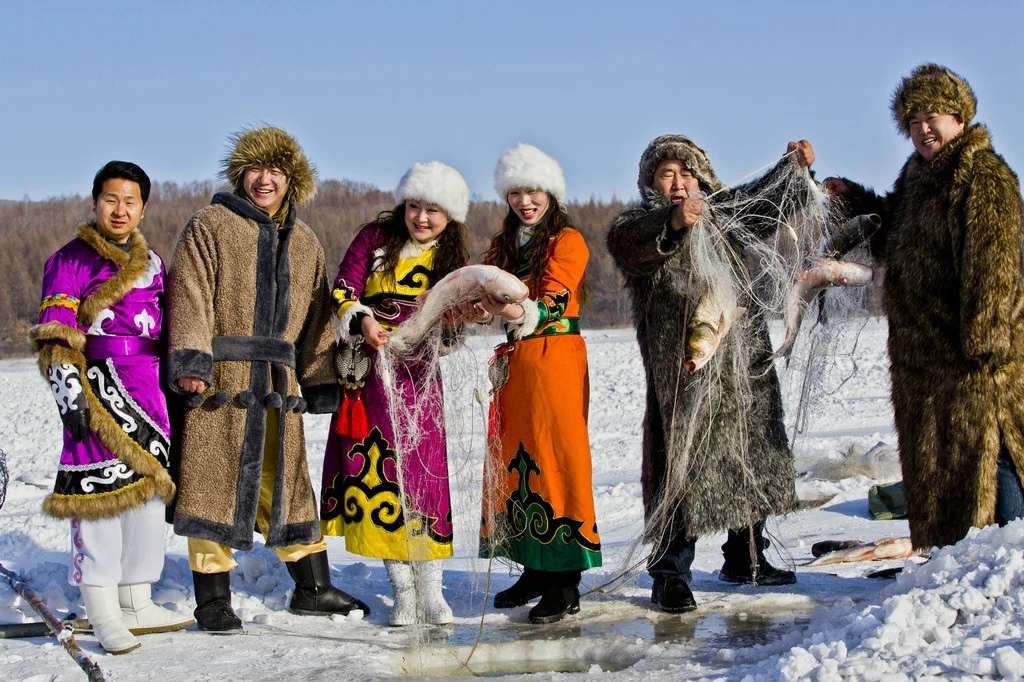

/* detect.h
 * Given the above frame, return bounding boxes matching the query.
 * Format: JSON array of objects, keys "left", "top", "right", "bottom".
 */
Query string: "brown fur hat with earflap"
[
  {"left": 637, "top": 134, "right": 725, "bottom": 198},
  {"left": 221, "top": 125, "right": 318, "bottom": 205},
  {"left": 891, "top": 63, "right": 977, "bottom": 138}
]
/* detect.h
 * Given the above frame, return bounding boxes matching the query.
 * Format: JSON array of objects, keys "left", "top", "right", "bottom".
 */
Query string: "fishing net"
[
  {"left": 336, "top": 153, "right": 877, "bottom": 665},
  {"left": 629, "top": 157, "right": 875, "bottom": 577}
]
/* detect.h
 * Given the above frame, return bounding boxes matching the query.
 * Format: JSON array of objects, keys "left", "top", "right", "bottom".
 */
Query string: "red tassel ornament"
[
  {"left": 349, "top": 388, "right": 370, "bottom": 440},
  {"left": 335, "top": 392, "right": 351, "bottom": 435}
]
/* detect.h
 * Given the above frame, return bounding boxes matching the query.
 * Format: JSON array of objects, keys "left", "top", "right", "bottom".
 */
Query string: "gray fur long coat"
[
  {"left": 607, "top": 166, "right": 801, "bottom": 539},
  {"left": 837, "top": 125, "right": 1024, "bottom": 549}
]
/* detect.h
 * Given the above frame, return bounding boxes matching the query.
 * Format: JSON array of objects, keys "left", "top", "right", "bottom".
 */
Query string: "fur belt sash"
[{"left": 212, "top": 335, "right": 296, "bottom": 367}]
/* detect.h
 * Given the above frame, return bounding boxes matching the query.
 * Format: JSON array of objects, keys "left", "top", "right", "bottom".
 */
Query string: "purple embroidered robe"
[
  {"left": 320, "top": 224, "right": 453, "bottom": 561},
  {"left": 31, "top": 225, "right": 173, "bottom": 519}
]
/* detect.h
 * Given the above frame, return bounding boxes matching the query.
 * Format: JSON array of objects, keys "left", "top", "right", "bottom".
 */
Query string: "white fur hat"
[
  {"left": 395, "top": 161, "right": 470, "bottom": 224},
  {"left": 493, "top": 143, "right": 566, "bottom": 205}
]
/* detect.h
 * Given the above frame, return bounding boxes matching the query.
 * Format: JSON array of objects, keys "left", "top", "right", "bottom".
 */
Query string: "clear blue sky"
[{"left": 3, "top": 1, "right": 1022, "bottom": 203}]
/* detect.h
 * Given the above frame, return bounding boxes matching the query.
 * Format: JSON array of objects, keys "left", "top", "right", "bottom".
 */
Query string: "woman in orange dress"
[{"left": 479, "top": 144, "right": 602, "bottom": 624}]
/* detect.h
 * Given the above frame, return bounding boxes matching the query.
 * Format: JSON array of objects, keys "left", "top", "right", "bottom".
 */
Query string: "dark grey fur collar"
[{"left": 212, "top": 191, "right": 297, "bottom": 229}]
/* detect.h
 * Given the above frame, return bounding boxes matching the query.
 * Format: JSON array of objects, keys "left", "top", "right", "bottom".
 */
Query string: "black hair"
[
  {"left": 371, "top": 203, "right": 469, "bottom": 287},
  {"left": 92, "top": 161, "right": 151, "bottom": 204}
]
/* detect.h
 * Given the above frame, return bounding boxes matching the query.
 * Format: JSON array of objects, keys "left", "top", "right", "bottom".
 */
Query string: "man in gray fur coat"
[
  {"left": 607, "top": 135, "right": 814, "bottom": 612},
  {"left": 826, "top": 64, "right": 1024, "bottom": 551}
]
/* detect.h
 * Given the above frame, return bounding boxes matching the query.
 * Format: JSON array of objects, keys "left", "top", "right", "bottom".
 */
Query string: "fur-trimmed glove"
[{"left": 48, "top": 363, "right": 90, "bottom": 442}]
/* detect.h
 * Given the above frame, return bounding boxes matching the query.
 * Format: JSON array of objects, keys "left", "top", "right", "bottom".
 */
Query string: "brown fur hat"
[
  {"left": 637, "top": 135, "right": 724, "bottom": 196},
  {"left": 222, "top": 126, "right": 318, "bottom": 205},
  {"left": 891, "top": 64, "right": 977, "bottom": 137}
]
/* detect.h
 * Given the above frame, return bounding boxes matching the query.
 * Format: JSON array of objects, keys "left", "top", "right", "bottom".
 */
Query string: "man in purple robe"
[{"left": 29, "top": 161, "right": 193, "bottom": 654}]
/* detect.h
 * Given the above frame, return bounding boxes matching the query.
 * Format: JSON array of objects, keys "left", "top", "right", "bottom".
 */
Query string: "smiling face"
[
  {"left": 92, "top": 178, "right": 146, "bottom": 243},
  {"left": 506, "top": 188, "right": 551, "bottom": 226},
  {"left": 404, "top": 199, "right": 450, "bottom": 244},
  {"left": 242, "top": 165, "right": 290, "bottom": 215},
  {"left": 909, "top": 112, "right": 965, "bottom": 161},
  {"left": 652, "top": 160, "right": 700, "bottom": 203}
]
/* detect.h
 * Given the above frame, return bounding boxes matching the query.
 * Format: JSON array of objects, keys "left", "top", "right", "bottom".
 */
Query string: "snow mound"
[{"left": 747, "top": 520, "right": 1024, "bottom": 682}]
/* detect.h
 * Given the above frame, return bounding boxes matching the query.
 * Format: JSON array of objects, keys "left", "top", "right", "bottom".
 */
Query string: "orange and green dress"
[{"left": 480, "top": 226, "right": 602, "bottom": 572}]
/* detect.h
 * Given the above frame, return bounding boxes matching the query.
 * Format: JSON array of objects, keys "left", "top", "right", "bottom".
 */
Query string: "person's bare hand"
[
  {"left": 361, "top": 316, "right": 389, "bottom": 349},
  {"left": 177, "top": 377, "right": 208, "bottom": 394},
  {"left": 670, "top": 197, "right": 703, "bottom": 231},
  {"left": 787, "top": 140, "right": 815, "bottom": 168},
  {"left": 480, "top": 293, "right": 525, "bottom": 321},
  {"left": 822, "top": 177, "right": 849, "bottom": 195}
]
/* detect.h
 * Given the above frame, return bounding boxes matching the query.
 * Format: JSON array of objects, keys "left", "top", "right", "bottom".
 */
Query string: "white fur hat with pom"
[
  {"left": 395, "top": 161, "right": 470, "bottom": 224},
  {"left": 493, "top": 143, "right": 566, "bottom": 205}
]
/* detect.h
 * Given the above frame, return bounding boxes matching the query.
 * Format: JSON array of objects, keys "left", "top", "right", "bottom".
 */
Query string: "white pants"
[{"left": 68, "top": 495, "right": 166, "bottom": 586}]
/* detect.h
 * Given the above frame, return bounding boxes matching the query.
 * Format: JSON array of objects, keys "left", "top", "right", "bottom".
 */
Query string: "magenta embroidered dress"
[
  {"left": 31, "top": 225, "right": 173, "bottom": 520},
  {"left": 320, "top": 224, "right": 453, "bottom": 561}
]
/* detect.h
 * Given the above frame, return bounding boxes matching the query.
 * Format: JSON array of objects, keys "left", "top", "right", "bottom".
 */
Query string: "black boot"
[
  {"left": 651, "top": 575, "right": 697, "bottom": 613},
  {"left": 286, "top": 551, "right": 370, "bottom": 616},
  {"left": 528, "top": 587, "right": 580, "bottom": 624},
  {"left": 494, "top": 568, "right": 543, "bottom": 608},
  {"left": 719, "top": 525, "right": 796, "bottom": 586},
  {"left": 192, "top": 571, "right": 242, "bottom": 632}
]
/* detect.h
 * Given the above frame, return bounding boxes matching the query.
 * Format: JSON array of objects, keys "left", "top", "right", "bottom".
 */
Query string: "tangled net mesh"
[{"left": 355, "top": 154, "right": 878, "bottom": 659}]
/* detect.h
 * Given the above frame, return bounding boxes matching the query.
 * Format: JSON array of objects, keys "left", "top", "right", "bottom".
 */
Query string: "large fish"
[
  {"left": 804, "top": 537, "right": 923, "bottom": 567},
  {"left": 768, "top": 256, "right": 874, "bottom": 363},
  {"left": 684, "top": 286, "right": 745, "bottom": 374},
  {"left": 387, "top": 264, "right": 529, "bottom": 355}
]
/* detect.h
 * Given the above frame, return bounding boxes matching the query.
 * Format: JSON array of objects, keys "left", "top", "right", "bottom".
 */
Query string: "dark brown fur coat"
[{"left": 837, "top": 125, "right": 1024, "bottom": 549}]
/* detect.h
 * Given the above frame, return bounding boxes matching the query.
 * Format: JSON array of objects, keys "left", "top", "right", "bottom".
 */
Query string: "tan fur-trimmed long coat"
[
  {"left": 838, "top": 125, "right": 1024, "bottom": 549},
  {"left": 166, "top": 192, "right": 339, "bottom": 550}
]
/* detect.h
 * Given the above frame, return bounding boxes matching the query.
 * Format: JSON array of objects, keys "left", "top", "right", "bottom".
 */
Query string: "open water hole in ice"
[{"left": 384, "top": 604, "right": 815, "bottom": 677}]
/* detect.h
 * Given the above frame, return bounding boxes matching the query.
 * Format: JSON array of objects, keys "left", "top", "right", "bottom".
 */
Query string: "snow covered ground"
[{"left": 2, "top": 319, "right": 1023, "bottom": 681}]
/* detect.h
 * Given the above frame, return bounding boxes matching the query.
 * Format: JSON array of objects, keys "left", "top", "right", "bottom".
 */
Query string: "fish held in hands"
[
  {"left": 387, "top": 264, "right": 529, "bottom": 355},
  {"left": 769, "top": 257, "right": 874, "bottom": 363},
  {"left": 684, "top": 288, "right": 745, "bottom": 374}
]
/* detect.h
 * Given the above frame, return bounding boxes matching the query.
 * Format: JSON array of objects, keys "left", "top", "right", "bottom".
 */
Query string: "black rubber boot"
[
  {"left": 528, "top": 587, "right": 580, "bottom": 624},
  {"left": 651, "top": 575, "right": 697, "bottom": 613},
  {"left": 493, "top": 568, "right": 544, "bottom": 608},
  {"left": 192, "top": 571, "right": 242, "bottom": 632},
  {"left": 286, "top": 551, "right": 371, "bottom": 616},
  {"left": 719, "top": 525, "right": 796, "bottom": 586}
]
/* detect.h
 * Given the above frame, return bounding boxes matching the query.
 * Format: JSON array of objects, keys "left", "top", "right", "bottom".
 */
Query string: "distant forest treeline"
[
  {"left": 0, "top": 180, "right": 884, "bottom": 358},
  {"left": 0, "top": 180, "right": 635, "bottom": 357}
]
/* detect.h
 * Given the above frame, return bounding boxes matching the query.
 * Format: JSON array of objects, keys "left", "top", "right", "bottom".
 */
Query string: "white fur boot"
[
  {"left": 119, "top": 583, "right": 195, "bottom": 634},
  {"left": 384, "top": 560, "right": 417, "bottom": 626},
  {"left": 81, "top": 584, "right": 140, "bottom": 654},
  {"left": 417, "top": 561, "right": 453, "bottom": 625}
]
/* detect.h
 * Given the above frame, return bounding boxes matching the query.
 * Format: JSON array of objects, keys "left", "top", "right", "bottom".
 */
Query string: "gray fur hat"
[
  {"left": 222, "top": 126, "right": 318, "bottom": 205},
  {"left": 891, "top": 63, "right": 977, "bottom": 137},
  {"left": 637, "top": 135, "right": 724, "bottom": 197},
  {"left": 395, "top": 161, "right": 470, "bottom": 224}
]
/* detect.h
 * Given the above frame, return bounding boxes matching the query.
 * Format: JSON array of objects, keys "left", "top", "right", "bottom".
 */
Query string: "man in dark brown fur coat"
[
  {"left": 607, "top": 135, "right": 815, "bottom": 612},
  {"left": 167, "top": 126, "right": 369, "bottom": 631},
  {"left": 826, "top": 64, "right": 1024, "bottom": 551}
]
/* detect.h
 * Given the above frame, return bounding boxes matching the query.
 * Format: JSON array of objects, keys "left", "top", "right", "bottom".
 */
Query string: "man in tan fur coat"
[
  {"left": 167, "top": 126, "right": 369, "bottom": 631},
  {"left": 827, "top": 64, "right": 1024, "bottom": 551}
]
